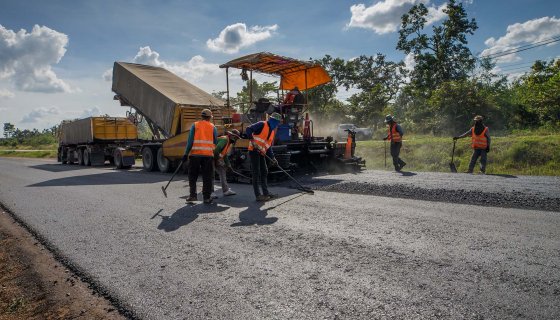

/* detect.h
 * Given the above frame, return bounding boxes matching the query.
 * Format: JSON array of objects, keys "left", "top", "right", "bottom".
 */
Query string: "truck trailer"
[
  {"left": 111, "top": 62, "right": 236, "bottom": 172},
  {"left": 57, "top": 116, "right": 139, "bottom": 168}
]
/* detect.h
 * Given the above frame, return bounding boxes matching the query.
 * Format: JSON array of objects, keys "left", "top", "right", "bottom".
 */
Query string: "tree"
[
  {"left": 3, "top": 123, "right": 15, "bottom": 138},
  {"left": 346, "top": 54, "right": 406, "bottom": 127},
  {"left": 397, "top": 0, "right": 477, "bottom": 93}
]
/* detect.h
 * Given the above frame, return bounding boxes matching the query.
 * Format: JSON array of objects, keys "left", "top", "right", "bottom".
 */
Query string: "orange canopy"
[{"left": 219, "top": 52, "right": 331, "bottom": 90}]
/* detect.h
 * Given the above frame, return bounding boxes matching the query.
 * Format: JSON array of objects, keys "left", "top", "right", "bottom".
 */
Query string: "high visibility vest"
[
  {"left": 248, "top": 121, "right": 276, "bottom": 153},
  {"left": 217, "top": 136, "right": 231, "bottom": 158},
  {"left": 190, "top": 121, "right": 215, "bottom": 156},
  {"left": 471, "top": 126, "right": 488, "bottom": 149},
  {"left": 388, "top": 124, "right": 401, "bottom": 142}
]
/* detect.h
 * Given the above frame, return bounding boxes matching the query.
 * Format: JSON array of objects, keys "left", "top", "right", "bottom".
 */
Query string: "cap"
[
  {"left": 269, "top": 112, "right": 282, "bottom": 122},
  {"left": 201, "top": 109, "right": 212, "bottom": 117},
  {"left": 473, "top": 115, "right": 483, "bottom": 122},
  {"left": 227, "top": 129, "right": 241, "bottom": 139},
  {"left": 384, "top": 114, "right": 394, "bottom": 123}
]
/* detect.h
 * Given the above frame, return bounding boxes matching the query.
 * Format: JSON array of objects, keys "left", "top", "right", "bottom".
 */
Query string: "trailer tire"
[
  {"left": 157, "top": 147, "right": 172, "bottom": 173},
  {"left": 84, "top": 149, "right": 91, "bottom": 166},
  {"left": 77, "top": 149, "right": 84, "bottom": 166},
  {"left": 142, "top": 147, "right": 157, "bottom": 171}
]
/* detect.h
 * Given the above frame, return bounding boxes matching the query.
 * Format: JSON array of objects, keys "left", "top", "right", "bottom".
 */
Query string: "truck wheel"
[
  {"left": 142, "top": 147, "right": 157, "bottom": 172},
  {"left": 77, "top": 149, "right": 84, "bottom": 166},
  {"left": 84, "top": 149, "right": 91, "bottom": 166},
  {"left": 157, "top": 147, "right": 172, "bottom": 173},
  {"left": 114, "top": 150, "right": 123, "bottom": 169}
]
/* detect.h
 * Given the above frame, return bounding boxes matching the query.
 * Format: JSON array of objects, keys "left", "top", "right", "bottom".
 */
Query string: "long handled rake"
[{"left": 161, "top": 159, "right": 185, "bottom": 198}]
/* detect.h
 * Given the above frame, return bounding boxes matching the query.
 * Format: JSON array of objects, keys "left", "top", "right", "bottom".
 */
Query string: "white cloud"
[
  {"left": 102, "top": 69, "right": 112, "bottom": 82},
  {"left": 21, "top": 106, "right": 60, "bottom": 123},
  {"left": 0, "top": 88, "right": 15, "bottom": 98},
  {"left": 206, "top": 23, "right": 278, "bottom": 53},
  {"left": 481, "top": 16, "right": 560, "bottom": 63},
  {"left": 403, "top": 52, "right": 416, "bottom": 71},
  {"left": 130, "top": 46, "right": 222, "bottom": 82},
  {"left": 0, "top": 24, "right": 71, "bottom": 93},
  {"left": 348, "top": 0, "right": 447, "bottom": 34},
  {"left": 80, "top": 106, "right": 103, "bottom": 118}
]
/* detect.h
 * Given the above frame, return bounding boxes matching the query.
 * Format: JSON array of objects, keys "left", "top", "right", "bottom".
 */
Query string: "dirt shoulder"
[{"left": 0, "top": 209, "right": 127, "bottom": 320}]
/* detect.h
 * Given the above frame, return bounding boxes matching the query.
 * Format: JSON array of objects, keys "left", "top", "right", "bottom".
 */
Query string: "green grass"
[
  {"left": 356, "top": 133, "right": 560, "bottom": 176},
  {"left": 0, "top": 150, "right": 57, "bottom": 158}
]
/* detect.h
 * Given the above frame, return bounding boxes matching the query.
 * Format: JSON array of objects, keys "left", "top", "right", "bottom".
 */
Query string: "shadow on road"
[
  {"left": 155, "top": 203, "right": 230, "bottom": 232},
  {"left": 398, "top": 171, "right": 417, "bottom": 177},
  {"left": 27, "top": 170, "right": 172, "bottom": 187},
  {"left": 230, "top": 201, "right": 278, "bottom": 227},
  {"left": 30, "top": 163, "right": 95, "bottom": 172},
  {"left": 486, "top": 173, "right": 517, "bottom": 178}
]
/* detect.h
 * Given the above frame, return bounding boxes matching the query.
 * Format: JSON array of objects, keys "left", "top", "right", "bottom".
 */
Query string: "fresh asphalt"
[{"left": 0, "top": 157, "right": 559, "bottom": 319}]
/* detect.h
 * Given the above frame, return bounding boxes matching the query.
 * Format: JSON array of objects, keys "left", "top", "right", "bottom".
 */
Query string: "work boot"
[
  {"left": 186, "top": 195, "right": 197, "bottom": 203},
  {"left": 399, "top": 160, "right": 406, "bottom": 170},
  {"left": 210, "top": 192, "right": 218, "bottom": 199},
  {"left": 203, "top": 198, "right": 213, "bottom": 204},
  {"left": 265, "top": 193, "right": 278, "bottom": 200},
  {"left": 223, "top": 189, "right": 236, "bottom": 196},
  {"left": 256, "top": 194, "right": 269, "bottom": 202},
  {"left": 394, "top": 165, "right": 401, "bottom": 172}
]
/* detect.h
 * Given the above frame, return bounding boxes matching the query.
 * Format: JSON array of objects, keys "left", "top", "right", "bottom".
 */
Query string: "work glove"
[
  {"left": 270, "top": 157, "right": 279, "bottom": 167},
  {"left": 251, "top": 141, "right": 266, "bottom": 155},
  {"left": 485, "top": 147, "right": 490, "bottom": 153},
  {"left": 382, "top": 137, "right": 388, "bottom": 141},
  {"left": 453, "top": 137, "right": 459, "bottom": 140},
  {"left": 217, "top": 158, "right": 225, "bottom": 167},
  {"left": 181, "top": 154, "right": 188, "bottom": 162}
]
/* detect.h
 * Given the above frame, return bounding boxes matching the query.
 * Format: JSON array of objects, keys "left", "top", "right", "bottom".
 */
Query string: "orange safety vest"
[
  {"left": 217, "top": 136, "right": 231, "bottom": 158},
  {"left": 248, "top": 121, "right": 276, "bottom": 153},
  {"left": 190, "top": 121, "right": 215, "bottom": 156},
  {"left": 471, "top": 126, "right": 488, "bottom": 149},
  {"left": 388, "top": 124, "right": 401, "bottom": 142}
]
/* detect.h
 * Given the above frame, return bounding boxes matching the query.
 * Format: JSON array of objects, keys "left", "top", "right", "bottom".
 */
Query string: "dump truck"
[
  {"left": 57, "top": 116, "right": 139, "bottom": 168},
  {"left": 219, "top": 52, "right": 365, "bottom": 178},
  {"left": 111, "top": 62, "right": 236, "bottom": 172}
]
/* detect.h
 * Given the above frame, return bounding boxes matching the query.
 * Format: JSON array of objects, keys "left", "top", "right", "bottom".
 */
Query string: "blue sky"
[{"left": 1, "top": 0, "right": 559, "bottom": 134}]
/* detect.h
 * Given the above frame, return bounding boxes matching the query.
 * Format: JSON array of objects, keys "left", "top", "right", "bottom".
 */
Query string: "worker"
[
  {"left": 246, "top": 112, "right": 282, "bottom": 201},
  {"left": 182, "top": 109, "right": 218, "bottom": 204},
  {"left": 210, "top": 129, "right": 241, "bottom": 198},
  {"left": 453, "top": 115, "right": 491, "bottom": 174},
  {"left": 283, "top": 86, "right": 300, "bottom": 105},
  {"left": 383, "top": 114, "right": 406, "bottom": 172}
]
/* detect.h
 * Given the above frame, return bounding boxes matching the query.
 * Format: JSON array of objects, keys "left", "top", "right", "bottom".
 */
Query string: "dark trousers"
[
  {"left": 249, "top": 150, "right": 269, "bottom": 197},
  {"left": 188, "top": 156, "right": 214, "bottom": 199},
  {"left": 468, "top": 149, "right": 487, "bottom": 173},
  {"left": 390, "top": 142, "right": 405, "bottom": 170}
]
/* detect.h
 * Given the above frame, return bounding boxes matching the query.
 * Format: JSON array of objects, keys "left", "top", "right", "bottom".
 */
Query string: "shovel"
[{"left": 449, "top": 139, "right": 457, "bottom": 173}]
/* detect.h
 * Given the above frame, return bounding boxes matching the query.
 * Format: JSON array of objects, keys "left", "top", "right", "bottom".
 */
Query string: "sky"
[{"left": 1, "top": 0, "right": 559, "bottom": 135}]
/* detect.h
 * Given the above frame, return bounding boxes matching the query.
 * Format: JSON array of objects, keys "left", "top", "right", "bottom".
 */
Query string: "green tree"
[
  {"left": 397, "top": 0, "right": 477, "bottom": 93},
  {"left": 3, "top": 123, "right": 15, "bottom": 138}
]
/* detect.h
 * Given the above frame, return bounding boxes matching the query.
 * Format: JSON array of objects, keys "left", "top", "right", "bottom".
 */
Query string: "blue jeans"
[{"left": 468, "top": 149, "right": 487, "bottom": 173}]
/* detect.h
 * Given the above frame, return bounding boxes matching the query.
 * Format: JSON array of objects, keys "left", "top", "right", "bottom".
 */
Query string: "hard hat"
[
  {"left": 473, "top": 115, "right": 483, "bottom": 122},
  {"left": 269, "top": 112, "right": 282, "bottom": 122},
  {"left": 227, "top": 129, "right": 241, "bottom": 139},
  {"left": 384, "top": 114, "right": 394, "bottom": 123},
  {"left": 201, "top": 109, "right": 212, "bottom": 117}
]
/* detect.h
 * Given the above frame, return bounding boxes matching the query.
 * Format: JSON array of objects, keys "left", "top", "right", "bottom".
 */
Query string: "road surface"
[{"left": 0, "top": 157, "right": 559, "bottom": 319}]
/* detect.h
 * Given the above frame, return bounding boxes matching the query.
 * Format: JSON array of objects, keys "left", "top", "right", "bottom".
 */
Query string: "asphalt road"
[{"left": 1, "top": 157, "right": 559, "bottom": 319}]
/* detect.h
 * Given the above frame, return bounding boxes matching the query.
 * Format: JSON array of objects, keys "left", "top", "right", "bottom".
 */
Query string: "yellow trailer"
[{"left": 57, "top": 117, "right": 139, "bottom": 168}]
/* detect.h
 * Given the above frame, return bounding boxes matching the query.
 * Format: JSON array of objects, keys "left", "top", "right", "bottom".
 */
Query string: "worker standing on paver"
[
  {"left": 182, "top": 109, "right": 218, "bottom": 204},
  {"left": 246, "top": 112, "right": 282, "bottom": 201},
  {"left": 210, "top": 129, "right": 241, "bottom": 198},
  {"left": 383, "top": 114, "right": 406, "bottom": 172},
  {"left": 454, "top": 115, "right": 491, "bottom": 174}
]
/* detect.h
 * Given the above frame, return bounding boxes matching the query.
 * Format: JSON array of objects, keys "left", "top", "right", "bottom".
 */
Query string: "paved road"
[{"left": 1, "top": 157, "right": 559, "bottom": 319}]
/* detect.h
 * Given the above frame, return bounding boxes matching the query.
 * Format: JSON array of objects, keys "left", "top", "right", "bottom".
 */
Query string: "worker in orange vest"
[
  {"left": 246, "top": 112, "right": 281, "bottom": 201},
  {"left": 383, "top": 115, "right": 406, "bottom": 172},
  {"left": 182, "top": 109, "right": 218, "bottom": 204},
  {"left": 454, "top": 115, "right": 491, "bottom": 174}
]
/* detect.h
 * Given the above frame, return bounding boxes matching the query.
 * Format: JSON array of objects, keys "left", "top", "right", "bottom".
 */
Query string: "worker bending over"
[
  {"left": 246, "top": 112, "right": 281, "bottom": 201},
  {"left": 383, "top": 115, "right": 406, "bottom": 172},
  {"left": 182, "top": 109, "right": 218, "bottom": 204},
  {"left": 454, "top": 115, "right": 491, "bottom": 174},
  {"left": 211, "top": 129, "right": 241, "bottom": 198}
]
